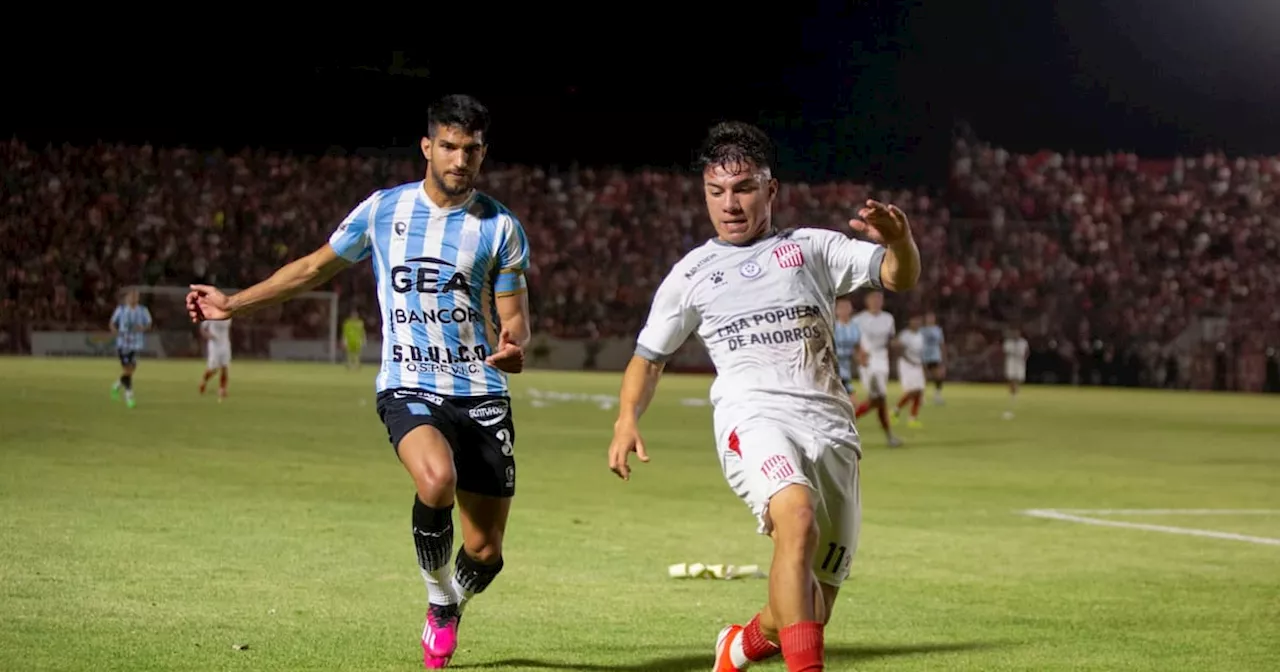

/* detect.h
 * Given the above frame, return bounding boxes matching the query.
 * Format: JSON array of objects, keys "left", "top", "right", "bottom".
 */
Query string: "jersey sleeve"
[
  {"left": 141, "top": 307, "right": 153, "bottom": 327},
  {"left": 328, "top": 192, "right": 380, "bottom": 262},
  {"left": 635, "top": 271, "right": 699, "bottom": 363},
  {"left": 807, "top": 228, "right": 885, "bottom": 295},
  {"left": 494, "top": 214, "right": 531, "bottom": 297}
]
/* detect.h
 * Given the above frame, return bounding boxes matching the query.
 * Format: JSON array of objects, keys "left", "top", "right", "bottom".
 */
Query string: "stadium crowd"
[{"left": 2, "top": 137, "right": 1277, "bottom": 390}]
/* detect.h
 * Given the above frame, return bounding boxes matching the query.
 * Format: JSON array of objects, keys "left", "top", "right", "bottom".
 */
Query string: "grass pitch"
[{"left": 1, "top": 357, "right": 1278, "bottom": 671}]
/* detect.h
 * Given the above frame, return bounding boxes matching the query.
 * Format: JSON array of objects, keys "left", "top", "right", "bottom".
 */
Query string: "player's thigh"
[
  {"left": 451, "top": 396, "right": 517, "bottom": 499},
  {"left": 861, "top": 368, "right": 888, "bottom": 398},
  {"left": 811, "top": 445, "right": 860, "bottom": 588},
  {"left": 901, "top": 363, "right": 925, "bottom": 392},
  {"left": 377, "top": 390, "right": 458, "bottom": 489},
  {"left": 719, "top": 421, "right": 815, "bottom": 536}
]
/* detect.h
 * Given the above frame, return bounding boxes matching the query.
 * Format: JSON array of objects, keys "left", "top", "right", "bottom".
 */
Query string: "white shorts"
[
  {"left": 898, "top": 360, "right": 925, "bottom": 392},
  {"left": 859, "top": 365, "right": 890, "bottom": 399},
  {"left": 1005, "top": 362, "right": 1025, "bottom": 383},
  {"left": 717, "top": 417, "right": 861, "bottom": 587},
  {"left": 207, "top": 347, "right": 232, "bottom": 369}
]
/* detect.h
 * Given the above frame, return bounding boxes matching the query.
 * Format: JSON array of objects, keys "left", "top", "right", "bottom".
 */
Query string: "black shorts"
[
  {"left": 376, "top": 389, "right": 516, "bottom": 498},
  {"left": 118, "top": 349, "right": 138, "bottom": 367},
  {"left": 925, "top": 361, "right": 942, "bottom": 375}
]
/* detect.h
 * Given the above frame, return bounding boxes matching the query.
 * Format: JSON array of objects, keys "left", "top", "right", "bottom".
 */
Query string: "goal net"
[{"left": 126, "top": 286, "right": 341, "bottom": 363}]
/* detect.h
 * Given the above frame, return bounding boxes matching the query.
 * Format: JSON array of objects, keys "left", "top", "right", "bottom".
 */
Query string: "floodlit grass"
[{"left": 1, "top": 358, "right": 1278, "bottom": 671}]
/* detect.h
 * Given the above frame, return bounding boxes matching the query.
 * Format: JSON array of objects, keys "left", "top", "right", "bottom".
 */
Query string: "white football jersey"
[
  {"left": 1004, "top": 337, "right": 1028, "bottom": 362},
  {"left": 898, "top": 329, "right": 924, "bottom": 365},
  {"left": 852, "top": 310, "right": 895, "bottom": 369},
  {"left": 636, "top": 228, "right": 885, "bottom": 434},
  {"left": 202, "top": 319, "right": 232, "bottom": 349}
]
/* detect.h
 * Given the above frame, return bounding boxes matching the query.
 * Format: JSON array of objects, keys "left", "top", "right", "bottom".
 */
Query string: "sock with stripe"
[{"left": 412, "top": 496, "right": 457, "bottom": 605}]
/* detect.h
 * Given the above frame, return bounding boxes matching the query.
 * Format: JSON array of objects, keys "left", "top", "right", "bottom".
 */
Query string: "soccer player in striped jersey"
[
  {"left": 921, "top": 312, "right": 945, "bottom": 405},
  {"left": 185, "top": 94, "right": 531, "bottom": 669},
  {"left": 832, "top": 297, "right": 861, "bottom": 405},
  {"left": 109, "top": 289, "right": 152, "bottom": 409}
]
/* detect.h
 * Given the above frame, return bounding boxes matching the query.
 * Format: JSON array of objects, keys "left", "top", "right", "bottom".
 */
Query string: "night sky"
[{"left": 7, "top": 0, "right": 1278, "bottom": 187}]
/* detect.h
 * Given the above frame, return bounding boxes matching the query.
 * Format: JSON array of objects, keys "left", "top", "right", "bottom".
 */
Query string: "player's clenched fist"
[
  {"left": 485, "top": 329, "right": 525, "bottom": 373},
  {"left": 186, "top": 284, "right": 232, "bottom": 322},
  {"left": 608, "top": 421, "right": 650, "bottom": 481},
  {"left": 850, "top": 199, "right": 911, "bottom": 246}
]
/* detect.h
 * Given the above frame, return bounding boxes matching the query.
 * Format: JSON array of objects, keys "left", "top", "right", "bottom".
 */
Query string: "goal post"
[{"left": 126, "top": 286, "right": 341, "bottom": 363}]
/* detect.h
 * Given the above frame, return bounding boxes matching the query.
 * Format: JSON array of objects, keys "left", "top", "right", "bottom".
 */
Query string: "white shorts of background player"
[
  {"left": 1005, "top": 362, "right": 1026, "bottom": 383},
  {"left": 859, "top": 364, "right": 890, "bottom": 399},
  {"left": 207, "top": 346, "right": 232, "bottom": 370},
  {"left": 898, "top": 359, "right": 926, "bottom": 393},
  {"left": 716, "top": 412, "right": 861, "bottom": 588}
]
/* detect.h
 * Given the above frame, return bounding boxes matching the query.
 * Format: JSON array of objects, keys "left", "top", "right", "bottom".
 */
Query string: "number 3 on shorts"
[{"left": 496, "top": 428, "right": 514, "bottom": 456}]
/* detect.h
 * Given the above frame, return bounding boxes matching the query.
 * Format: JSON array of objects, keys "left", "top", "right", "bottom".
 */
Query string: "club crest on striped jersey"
[{"left": 773, "top": 242, "right": 805, "bottom": 269}]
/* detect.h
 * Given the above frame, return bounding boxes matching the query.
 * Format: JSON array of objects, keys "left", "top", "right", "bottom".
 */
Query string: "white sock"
[
  {"left": 422, "top": 565, "right": 457, "bottom": 605},
  {"left": 112, "top": 380, "right": 121, "bottom": 390},
  {"left": 450, "top": 575, "right": 474, "bottom": 611},
  {"left": 124, "top": 389, "right": 134, "bottom": 400},
  {"left": 729, "top": 629, "right": 751, "bottom": 668}
]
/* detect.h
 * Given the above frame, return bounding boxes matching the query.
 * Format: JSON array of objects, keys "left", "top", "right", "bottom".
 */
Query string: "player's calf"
[{"left": 762, "top": 485, "right": 826, "bottom": 671}]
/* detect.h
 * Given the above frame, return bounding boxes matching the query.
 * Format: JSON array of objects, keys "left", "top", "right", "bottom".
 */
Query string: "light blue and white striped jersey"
[
  {"left": 921, "top": 325, "right": 945, "bottom": 363},
  {"left": 110, "top": 304, "right": 152, "bottom": 352},
  {"left": 833, "top": 319, "right": 861, "bottom": 381},
  {"left": 328, "top": 182, "right": 530, "bottom": 397}
]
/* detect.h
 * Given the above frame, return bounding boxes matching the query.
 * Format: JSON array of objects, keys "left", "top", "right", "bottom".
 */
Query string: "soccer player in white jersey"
[
  {"left": 607, "top": 122, "right": 919, "bottom": 672},
  {"left": 832, "top": 297, "right": 861, "bottom": 405},
  {"left": 893, "top": 315, "right": 926, "bottom": 428},
  {"left": 851, "top": 291, "right": 903, "bottom": 447},
  {"left": 199, "top": 318, "right": 232, "bottom": 400},
  {"left": 186, "top": 95, "right": 531, "bottom": 670},
  {"left": 921, "top": 312, "right": 946, "bottom": 405},
  {"left": 109, "top": 289, "right": 152, "bottom": 409},
  {"left": 1002, "top": 327, "right": 1030, "bottom": 419}
]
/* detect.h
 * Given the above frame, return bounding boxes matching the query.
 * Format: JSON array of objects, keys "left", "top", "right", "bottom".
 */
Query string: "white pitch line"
[
  {"left": 1055, "top": 509, "right": 1280, "bottom": 516},
  {"left": 1022, "top": 509, "right": 1280, "bottom": 546}
]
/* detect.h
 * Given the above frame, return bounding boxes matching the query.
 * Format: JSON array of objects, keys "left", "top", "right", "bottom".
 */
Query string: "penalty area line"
[{"left": 1022, "top": 509, "right": 1280, "bottom": 547}]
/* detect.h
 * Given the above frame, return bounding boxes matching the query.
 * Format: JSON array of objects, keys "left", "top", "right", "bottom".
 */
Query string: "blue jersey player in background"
[
  {"left": 186, "top": 95, "right": 531, "bottom": 670},
  {"left": 833, "top": 296, "right": 862, "bottom": 405},
  {"left": 109, "top": 288, "right": 152, "bottom": 409},
  {"left": 921, "top": 311, "right": 946, "bottom": 405}
]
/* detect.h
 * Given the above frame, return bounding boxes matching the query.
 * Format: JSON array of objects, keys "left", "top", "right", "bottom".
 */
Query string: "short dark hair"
[
  {"left": 695, "top": 121, "right": 776, "bottom": 174},
  {"left": 427, "top": 94, "right": 490, "bottom": 138}
]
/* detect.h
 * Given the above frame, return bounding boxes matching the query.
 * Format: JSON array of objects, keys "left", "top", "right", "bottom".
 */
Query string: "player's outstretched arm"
[
  {"left": 187, "top": 245, "right": 350, "bottom": 322},
  {"left": 608, "top": 355, "right": 665, "bottom": 481},
  {"left": 850, "top": 200, "right": 920, "bottom": 292}
]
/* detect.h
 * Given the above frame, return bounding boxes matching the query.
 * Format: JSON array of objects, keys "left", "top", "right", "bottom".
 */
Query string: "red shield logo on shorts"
[
  {"left": 760, "top": 454, "right": 795, "bottom": 482},
  {"left": 773, "top": 243, "right": 804, "bottom": 269}
]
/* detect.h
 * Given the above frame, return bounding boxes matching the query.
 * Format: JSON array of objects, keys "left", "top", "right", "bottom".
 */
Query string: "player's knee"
[
  {"left": 768, "top": 486, "right": 819, "bottom": 554},
  {"left": 462, "top": 533, "right": 504, "bottom": 564},
  {"left": 411, "top": 462, "right": 456, "bottom": 501}
]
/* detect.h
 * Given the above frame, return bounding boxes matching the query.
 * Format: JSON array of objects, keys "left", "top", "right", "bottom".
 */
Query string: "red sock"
[
  {"left": 779, "top": 621, "right": 824, "bottom": 672},
  {"left": 219, "top": 369, "right": 228, "bottom": 390},
  {"left": 854, "top": 401, "right": 871, "bottom": 418},
  {"left": 202, "top": 369, "right": 215, "bottom": 382},
  {"left": 742, "top": 614, "right": 781, "bottom": 662},
  {"left": 911, "top": 394, "right": 921, "bottom": 417}
]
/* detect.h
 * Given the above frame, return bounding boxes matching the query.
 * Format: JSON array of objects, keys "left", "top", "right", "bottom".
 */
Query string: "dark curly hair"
[
  {"left": 427, "top": 94, "right": 490, "bottom": 138},
  {"left": 694, "top": 121, "right": 776, "bottom": 173}
]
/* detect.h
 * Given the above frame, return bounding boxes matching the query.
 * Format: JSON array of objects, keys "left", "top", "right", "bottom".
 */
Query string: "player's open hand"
[
  {"left": 608, "top": 421, "right": 650, "bottom": 481},
  {"left": 485, "top": 329, "right": 525, "bottom": 373},
  {"left": 850, "top": 200, "right": 911, "bottom": 246},
  {"left": 187, "top": 285, "right": 232, "bottom": 322}
]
